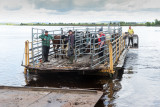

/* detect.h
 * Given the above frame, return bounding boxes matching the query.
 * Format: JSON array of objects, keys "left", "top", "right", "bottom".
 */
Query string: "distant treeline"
[
  {"left": 19, "top": 23, "right": 108, "bottom": 26},
  {"left": 120, "top": 19, "right": 160, "bottom": 26},
  {"left": 145, "top": 19, "right": 160, "bottom": 26},
  {"left": 1, "top": 19, "right": 160, "bottom": 26}
]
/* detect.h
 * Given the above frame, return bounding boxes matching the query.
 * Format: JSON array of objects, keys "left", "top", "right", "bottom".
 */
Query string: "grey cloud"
[
  {"left": 107, "top": 0, "right": 129, "bottom": 4},
  {"left": 4, "top": 6, "right": 22, "bottom": 11},
  {"left": 73, "top": 0, "right": 107, "bottom": 11},
  {"left": 112, "top": 7, "right": 160, "bottom": 13},
  {"left": 141, "top": 8, "right": 160, "bottom": 12},
  {"left": 29, "top": 0, "right": 108, "bottom": 12},
  {"left": 29, "top": 0, "right": 74, "bottom": 12},
  {"left": 29, "top": 0, "right": 160, "bottom": 13}
]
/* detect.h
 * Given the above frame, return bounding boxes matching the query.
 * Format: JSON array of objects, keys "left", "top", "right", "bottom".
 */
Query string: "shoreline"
[{"left": 0, "top": 25, "right": 160, "bottom": 27}]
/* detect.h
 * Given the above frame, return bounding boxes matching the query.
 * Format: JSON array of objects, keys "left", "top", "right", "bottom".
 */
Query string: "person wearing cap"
[
  {"left": 39, "top": 31, "right": 53, "bottom": 62},
  {"left": 128, "top": 26, "right": 134, "bottom": 47},
  {"left": 66, "top": 30, "right": 75, "bottom": 64},
  {"left": 98, "top": 29, "right": 106, "bottom": 64}
]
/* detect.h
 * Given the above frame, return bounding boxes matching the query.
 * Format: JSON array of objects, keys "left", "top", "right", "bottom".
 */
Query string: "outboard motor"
[
  {"left": 132, "top": 34, "right": 139, "bottom": 48},
  {"left": 124, "top": 32, "right": 139, "bottom": 49}
]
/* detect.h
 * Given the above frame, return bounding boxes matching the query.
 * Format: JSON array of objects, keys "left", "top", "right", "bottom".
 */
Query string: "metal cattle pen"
[{"left": 22, "top": 25, "right": 126, "bottom": 75}]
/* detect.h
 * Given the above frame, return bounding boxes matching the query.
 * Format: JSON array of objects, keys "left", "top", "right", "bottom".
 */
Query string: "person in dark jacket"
[
  {"left": 67, "top": 30, "right": 75, "bottom": 64},
  {"left": 39, "top": 31, "right": 53, "bottom": 62}
]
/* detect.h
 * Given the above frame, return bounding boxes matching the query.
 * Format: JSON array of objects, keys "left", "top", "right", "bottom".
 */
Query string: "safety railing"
[
  {"left": 30, "top": 28, "right": 64, "bottom": 66},
  {"left": 89, "top": 26, "right": 123, "bottom": 70},
  {"left": 22, "top": 25, "right": 125, "bottom": 74}
]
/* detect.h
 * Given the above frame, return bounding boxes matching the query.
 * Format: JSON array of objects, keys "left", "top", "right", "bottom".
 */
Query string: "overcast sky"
[{"left": 0, "top": 0, "right": 160, "bottom": 23}]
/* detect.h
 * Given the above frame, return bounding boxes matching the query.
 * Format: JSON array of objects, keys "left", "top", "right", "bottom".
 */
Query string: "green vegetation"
[
  {"left": 145, "top": 19, "right": 160, "bottom": 26},
  {"left": 0, "top": 19, "right": 160, "bottom": 26},
  {"left": 119, "top": 22, "right": 145, "bottom": 26},
  {"left": 19, "top": 22, "right": 108, "bottom": 26}
]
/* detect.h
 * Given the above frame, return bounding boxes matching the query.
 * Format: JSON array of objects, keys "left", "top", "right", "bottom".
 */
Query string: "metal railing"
[{"left": 22, "top": 25, "right": 125, "bottom": 74}]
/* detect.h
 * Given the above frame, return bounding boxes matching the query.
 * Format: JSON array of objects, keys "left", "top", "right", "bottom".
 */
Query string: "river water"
[{"left": 0, "top": 25, "right": 160, "bottom": 107}]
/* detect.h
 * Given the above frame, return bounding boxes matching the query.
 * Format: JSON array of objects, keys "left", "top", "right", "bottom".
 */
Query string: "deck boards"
[
  {"left": 27, "top": 48, "right": 128, "bottom": 72},
  {"left": 28, "top": 54, "right": 93, "bottom": 71}
]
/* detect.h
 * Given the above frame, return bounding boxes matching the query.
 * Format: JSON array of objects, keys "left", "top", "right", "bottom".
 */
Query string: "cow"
[
  {"left": 52, "top": 35, "right": 61, "bottom": 58},
  {"left": 52, "top": 35, "right": 68, "bottom": 58}
]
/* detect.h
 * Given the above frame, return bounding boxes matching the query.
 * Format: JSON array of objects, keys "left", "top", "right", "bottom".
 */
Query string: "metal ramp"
[{"left": 0, "top": 86, "right": 103, "bottom": 107}]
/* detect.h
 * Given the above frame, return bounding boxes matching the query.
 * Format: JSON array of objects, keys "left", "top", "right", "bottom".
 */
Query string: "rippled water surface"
[{"left": 0, "top": 25, "right": 160, "bottom": 107}]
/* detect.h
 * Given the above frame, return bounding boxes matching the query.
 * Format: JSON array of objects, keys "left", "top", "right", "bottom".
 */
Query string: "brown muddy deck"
[
  {"left": 26, "top": 47, "right": 128, "bottom": 73},
  {"left": 0, "top": 86, "right": 103, "bottom": 107},
  {"left": 27, "top": 54, "right": 103, "bottom": 71}
]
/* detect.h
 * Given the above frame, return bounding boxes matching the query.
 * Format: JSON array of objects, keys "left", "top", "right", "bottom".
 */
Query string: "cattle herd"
[{"left": 51, "top": 30, "right": 121, "bottom": 59}]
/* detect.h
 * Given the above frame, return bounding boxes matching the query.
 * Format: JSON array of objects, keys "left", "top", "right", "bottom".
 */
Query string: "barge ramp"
[{"left": 0, "top": 86, "right": 103, "bottom": 107}]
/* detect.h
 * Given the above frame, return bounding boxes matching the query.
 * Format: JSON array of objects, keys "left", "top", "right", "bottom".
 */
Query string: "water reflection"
[{"left": 99, "top": 70, "right": 124, "bottom": 107}]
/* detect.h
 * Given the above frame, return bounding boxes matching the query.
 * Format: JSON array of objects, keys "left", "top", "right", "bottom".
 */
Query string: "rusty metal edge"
[{"left": 0, "top": 86, "right": 103, "bottom": 94}]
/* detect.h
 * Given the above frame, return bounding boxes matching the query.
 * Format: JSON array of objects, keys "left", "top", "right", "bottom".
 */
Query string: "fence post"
[
  {"left": 24, "top": 40, "right": 29, "bottom": 74},
  {"left": 31, "top": 28, "right": 35, "bottom": 67},
  {"left": 120, "top": 36, "right": 123, "bottom": 53},
  {"left": 31, "top": 42, "right": 33, "bottom": 63},
  {"left": 75, "top": 30, "right": 77, "bottom": 62},
  {"left": 115, "top": 39, "right": 118, "bottom": 62},
  {"left": 119, "top": 37, "right": 121, "bottom": 57},
  {"left": 123, "top": 34, "right": 125, "bottom": 49},
  {"left": 91, "top": 27, "right": 96, "bottom": 69},
  {"left": 27, "top": 40, "right": 29, "bottom": 65},
  {"left": 109, "top": 41, "right": 114, "bottom": 74}
]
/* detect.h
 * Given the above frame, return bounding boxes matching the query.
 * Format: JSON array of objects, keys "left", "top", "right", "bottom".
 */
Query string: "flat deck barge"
[{"left": 22, "top": 26, "right": 133, "bottom": 75}]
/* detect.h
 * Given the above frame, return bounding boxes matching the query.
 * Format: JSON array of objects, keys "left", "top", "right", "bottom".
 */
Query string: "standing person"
[
  {"left": 67, "top": 30, "right": 75, "bottom": 64},
  {"left": 128, "top": 26, "right": 134, "bottom": 47},
  {"left": 98, "top": 29, "right": 105, "bottom": 64},
  {"left": 39, "top": 31, "right": 53, "bottom": 62}
]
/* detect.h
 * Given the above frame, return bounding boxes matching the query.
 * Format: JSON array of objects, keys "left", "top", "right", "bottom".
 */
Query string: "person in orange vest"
[{"left": 98, "top": 29, "right": 106, "bottom": 64}]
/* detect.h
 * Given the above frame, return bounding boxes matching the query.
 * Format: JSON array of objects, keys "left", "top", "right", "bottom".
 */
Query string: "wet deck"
[
  {"left": 26, "top": 47, "right": 129, "bottom": 73},
  {"left": 0, "top": 86, "right": 103, "bottom": 107},
  {"left": 27, "top": 54, "right": 101, "bottom": 71}
]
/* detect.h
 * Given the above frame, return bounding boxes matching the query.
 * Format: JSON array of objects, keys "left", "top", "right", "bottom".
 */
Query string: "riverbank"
[
  {"left": 1, "top": 24, "right": 160, "bottom": 27},
  {"left": 1, "top": 19, "right": 160, "bottom": 26}
]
